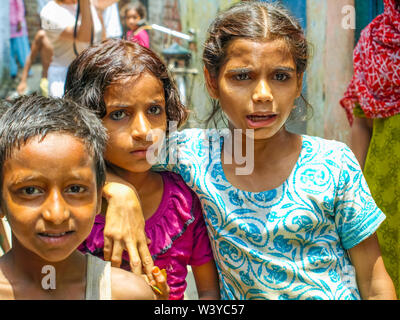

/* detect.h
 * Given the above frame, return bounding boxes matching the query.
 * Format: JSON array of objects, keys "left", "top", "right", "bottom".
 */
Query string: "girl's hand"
[
  {"left": 150, "top": 266, "right": 170, "bottom": 300},
  {"left": 103, "top": 181, "right": 155, "bottom": 282}
]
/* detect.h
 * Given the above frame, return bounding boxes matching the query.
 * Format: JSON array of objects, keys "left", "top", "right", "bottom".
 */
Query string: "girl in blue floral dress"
[{"left": 102, "top": 1, "right": 396, "bottom": 299}]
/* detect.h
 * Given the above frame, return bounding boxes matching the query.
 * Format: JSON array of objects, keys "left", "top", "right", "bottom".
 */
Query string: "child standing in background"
[
  {"left": 101, "top": 1, "right": 397, "bottom": 300},
  {"left": 64, "top": 39, "right": 220, "bottom": 300},
  {"left": 121, "top": 1, "right": 150, "bottom": 48}
]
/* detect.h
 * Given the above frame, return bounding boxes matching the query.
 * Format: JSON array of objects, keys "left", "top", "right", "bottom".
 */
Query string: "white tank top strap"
[{"left": 85, "top": 254, "right": 112, "bottom": 300}]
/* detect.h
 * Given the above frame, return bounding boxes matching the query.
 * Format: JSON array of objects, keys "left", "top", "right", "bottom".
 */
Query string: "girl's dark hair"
[
  {"left": 0, "top": 94, "right": 107, "bottom": 191},
  {"left": 120, "top": 1, "right": 147, "bottom": 20},
  {"left": 64, "top": 39, "right": 187, "bottom": 128},
  {"left": 202, "top": 1, "right": 311, "bottom": 126}
]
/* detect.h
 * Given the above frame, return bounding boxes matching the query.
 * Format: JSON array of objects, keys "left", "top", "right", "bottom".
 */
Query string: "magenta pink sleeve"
[
  {"left": 188, "top": 195, "right": 214, "bottom": 266},
  {"left": 132, "top": 30, "right": 150, "bottom": 48},
  {"left": 16, "top": 0, "right": 25, "bottom": 23}
]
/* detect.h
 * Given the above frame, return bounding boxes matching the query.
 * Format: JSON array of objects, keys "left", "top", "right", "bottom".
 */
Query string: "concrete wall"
[
  {"left": 0, "top": 0, "right": 10, "bottom": 85},
  {"left": 306, "top": 0, "right": 354, "bottom": 144},
  {"left": 179, "top": 0, "right": 240, "bottom": 128}
]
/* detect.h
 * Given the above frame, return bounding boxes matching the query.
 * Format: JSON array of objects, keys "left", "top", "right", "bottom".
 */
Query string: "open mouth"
[
  {"left": 246, "top": 114, "right": 277, "bottom": 122},
  {"left": 37, "top": 231, "right": 75, "bottom": 238},
  {"left": 246, "top": 113, "right": 278, "bottom": 128}
]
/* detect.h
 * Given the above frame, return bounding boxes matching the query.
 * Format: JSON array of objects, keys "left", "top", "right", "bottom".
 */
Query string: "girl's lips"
[
  {"left": 130, "top": 149, "right": 149, "bottom": 158},
  {"left": 37, "top": 231, "right": 75, "bottom": 246},
  {"left": 246, "top": 114, "right": 278, "bottom": 128}
]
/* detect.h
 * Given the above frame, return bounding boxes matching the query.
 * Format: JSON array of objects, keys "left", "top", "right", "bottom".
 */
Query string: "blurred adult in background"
[
  {"left": 340, "top": 0, "right": 400, "bottom": 297},
  {"left": 9, "top": 0, "right": 31, "bottom": 79},
  {"left": 16, "top": 29, "right": 53, "bottom": 97},
  {"left": 40, "top": 0, "right": 104, "bottom": 97},
  {"left": 102, "top": 1, "right": 123, "bottom": 39}
]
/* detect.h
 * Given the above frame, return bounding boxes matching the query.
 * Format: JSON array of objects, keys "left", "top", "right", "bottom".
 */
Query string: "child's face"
[
  {"left": 125, "top": 8, "right": 142, "bottom": 31},
  {"left": 102, "top": 72, "right": 167, "bottom": 173},
  {"left": 0, "top": 133, "right": 100, "bottom": 262},
  {"left": 205, "top": 38, "right": 303, "bottom": 140}
]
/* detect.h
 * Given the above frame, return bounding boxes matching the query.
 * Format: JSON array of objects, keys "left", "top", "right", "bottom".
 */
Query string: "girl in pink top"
[
  {"left": 65, "top": 39, "right": 220, "bottom": 300},
  {"left": 121, "top": 1, "right": 150, "bottom": 48}
]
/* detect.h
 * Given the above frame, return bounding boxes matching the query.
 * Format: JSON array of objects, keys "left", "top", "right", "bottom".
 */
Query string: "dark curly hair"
[{"left": 64, "top": 39, "right": 188, "bottom": 128}]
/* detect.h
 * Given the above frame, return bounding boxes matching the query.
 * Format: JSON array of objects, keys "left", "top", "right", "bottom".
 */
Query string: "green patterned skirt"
[{"left": 358, "top": 105, "right": 400, "bottom": 297}]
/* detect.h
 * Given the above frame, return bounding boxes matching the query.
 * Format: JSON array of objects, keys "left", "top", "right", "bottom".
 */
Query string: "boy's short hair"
[{"left": 0, "top": 95, "right": 107, "bottom": 191}]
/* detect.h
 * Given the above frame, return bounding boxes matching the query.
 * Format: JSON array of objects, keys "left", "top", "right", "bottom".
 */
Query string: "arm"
[
  {"left": 350, "top": 117, "right": 373, "bottom": 170},
  {"left": 92, "top": 0, "right": 119, "bottom": 11},
  {"left": 102, "top": 170, "right": 155, "bottom": 280},
  {"left": 348, "top": 233, "right": 396, "bottom": 299},
  {"left": 58, "top": 0, "right": 93, "bottom": 43},
  {"left": 111, "top": 265, "right": 170, "bottom": 300},
  {"left": 192, "top": 260, "right": 220, "bottom": 300}
]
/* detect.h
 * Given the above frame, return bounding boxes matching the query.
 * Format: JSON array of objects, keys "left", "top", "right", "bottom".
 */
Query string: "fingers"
[
  {"left": 152, "top": 266, "right": 170, "bottom": 300},
  {"left": 103, "top": 236, "right": 113, "bottom": 262},
  {"left": 110, "top": 241, "right": 123, "bottom": 268},
  {"left": 138, "top": 242, "right": 155, "bottom": 282},
  {"left": 125, "top": 240, "right": 142, "bottom": 274}
]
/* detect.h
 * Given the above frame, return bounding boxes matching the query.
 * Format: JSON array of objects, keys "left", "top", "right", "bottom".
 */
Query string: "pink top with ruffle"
[{"left": 78, "top": 171, "right": 214, "bottom": 300}]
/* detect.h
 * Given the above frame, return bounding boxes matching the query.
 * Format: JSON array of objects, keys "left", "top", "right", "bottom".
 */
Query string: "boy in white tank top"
[{"left": 0, "top": 95, "right": 168, "bottom": 300}]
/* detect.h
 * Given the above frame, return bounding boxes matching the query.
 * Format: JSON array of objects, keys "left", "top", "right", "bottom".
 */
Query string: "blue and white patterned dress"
[{"left": 153, "top": 129, "right": 385, "bottom": 300}]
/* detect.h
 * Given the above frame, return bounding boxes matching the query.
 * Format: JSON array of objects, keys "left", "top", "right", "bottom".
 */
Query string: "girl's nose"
[
  {"left": 42, "top": 189, "right": 70, "bottom": 225},
  {"left": 130, "top": 112, "right": 151, "bottom": 140},
  {"left": 252, "top": 79, "right": 273, "bottom": 103}
]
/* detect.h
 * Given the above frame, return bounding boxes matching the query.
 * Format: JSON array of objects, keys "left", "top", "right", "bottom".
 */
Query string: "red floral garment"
[{"left": 340, "top": 0, "right": 400, "bottom": 125}]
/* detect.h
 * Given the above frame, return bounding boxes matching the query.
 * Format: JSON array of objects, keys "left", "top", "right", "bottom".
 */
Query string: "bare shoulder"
[
  {"left": 0, "top": 258, "right": 14, "bottom": 299},
  {"left": 111, "top": 267, "right": 154, "bottom": 300}
]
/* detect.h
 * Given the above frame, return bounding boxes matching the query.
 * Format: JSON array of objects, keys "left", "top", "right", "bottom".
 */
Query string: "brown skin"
[
  {"left": 350, "top": 117, "right": 373, "bottom": 170},
  {"left": 125, "top": 8, "right": 142, "bottom": 32},
  {"left": 205, "top": 38, "right": 303, "bottom": 192},
  {"left": 102, "top": 73, "right": 220, "bottom": 299},
  {"left": 0, "top": 133, "right": 156, "bottom": 300}
]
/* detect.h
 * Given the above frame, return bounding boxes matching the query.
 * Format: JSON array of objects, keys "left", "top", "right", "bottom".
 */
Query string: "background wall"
[{"left": 0, "top": 1, "right": 10, "bottom": 87}]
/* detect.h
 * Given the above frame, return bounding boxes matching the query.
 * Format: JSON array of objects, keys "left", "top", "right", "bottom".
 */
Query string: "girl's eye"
[
  {"left": 274, "top": 73, "right": 290, "bottom": 82},
  {"left": 148, "top": 105, "right": 162, "bottom": 115},
  {"left": 110, "top": 110, "right": 127, "bottom": 120},
  {"left": 234, "top": 73, "right": 250, "bottom": 81},
  {"left": 65, "top": 185, "right": 86, "bottom": 194},
  {"left": 20, "top": 186, "right": 42, "bottom": 196}
]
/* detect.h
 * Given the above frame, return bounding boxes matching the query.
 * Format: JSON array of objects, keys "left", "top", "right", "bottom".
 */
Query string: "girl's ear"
[
  {"left": 296, "top": 73, "right": 304, "bottom": 98},
  {"left": 204, "top": 66, "right": 219, "bottom": 99},
  {"left": 96, "top": 191, "right": 103, "bottom": 215}
]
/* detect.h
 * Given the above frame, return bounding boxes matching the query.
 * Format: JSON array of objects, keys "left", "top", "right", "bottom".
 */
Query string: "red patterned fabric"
[{"left": 340, "top": 0, "right": 400, "bottom": 125}]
